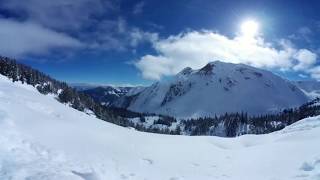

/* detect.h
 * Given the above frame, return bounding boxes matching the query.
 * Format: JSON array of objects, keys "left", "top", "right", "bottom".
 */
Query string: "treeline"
[
  {"left": 0, "top": 56, "right": 66, "bottom": 94},
  {"left": 181, "top": 98, "right": 320, "bottom": 137}
]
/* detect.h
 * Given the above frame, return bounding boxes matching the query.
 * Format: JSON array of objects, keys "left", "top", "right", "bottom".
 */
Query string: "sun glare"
[{"left": 241, "top": 20, "right": 259, "bottom": 37}]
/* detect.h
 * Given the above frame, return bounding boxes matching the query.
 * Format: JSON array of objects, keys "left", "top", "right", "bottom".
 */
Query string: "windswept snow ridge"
[{"left": 0, "top": 74, "right": 319, "bottom": 180}]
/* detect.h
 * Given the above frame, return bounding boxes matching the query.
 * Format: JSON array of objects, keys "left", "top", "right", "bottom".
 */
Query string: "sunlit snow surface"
[{"left": 0, "top": 75, "right": 319, "bottom": 180}]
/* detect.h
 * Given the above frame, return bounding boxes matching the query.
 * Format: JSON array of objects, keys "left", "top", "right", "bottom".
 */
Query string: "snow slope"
[
  {"left": 125, "top": 61, "right": 308, "bottom": 118},
  {"left": 0, "top": 74, "right": 319, "bottom": 180}
]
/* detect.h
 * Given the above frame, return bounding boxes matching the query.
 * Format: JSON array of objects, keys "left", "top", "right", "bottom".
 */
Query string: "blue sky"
[{"left": 1, "top": 0, "right": 320, "bottom": 85}]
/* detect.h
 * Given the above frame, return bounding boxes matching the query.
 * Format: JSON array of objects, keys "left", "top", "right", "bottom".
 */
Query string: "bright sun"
[{"left": 241, "top": 20, "right": 259, "bottom": 37}]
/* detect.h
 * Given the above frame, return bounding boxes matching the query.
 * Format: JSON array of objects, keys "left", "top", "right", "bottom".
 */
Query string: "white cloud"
[
  {"left": 129, "top": 28, "right": 158, "bottom": 47},
  {"left": 298, "top": 74, "right": 308, "bottom": 78},
  {"left": 0, "top": 19, "right": 83, "bottom": 57},
  {"left": 135, "top": 30, "right": 318, "bottom": 80},
  {"left": 293, "top": 49, "right": 317, "bottom": 71},
  {"left": 308, "top": 66, "right": 320, "bottom": 80}
]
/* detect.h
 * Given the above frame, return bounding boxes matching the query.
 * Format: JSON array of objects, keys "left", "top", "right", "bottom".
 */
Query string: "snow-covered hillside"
[
  {"left": 123, "top": 61, "right": 308, "bottom": 118},
  {"left": 0, "top": 74, "right": 320, "bottom": 180}
]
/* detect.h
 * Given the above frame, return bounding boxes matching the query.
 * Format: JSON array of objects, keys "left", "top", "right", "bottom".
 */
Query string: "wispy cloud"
[
  {"left": 289, "top": 26, "right": 313, "bottom": 43},
  {"left": 293, "top": 49, "right": 317, "bottom": 71},
  {"left": 133, "top": 1, "right": 145, "bottom": 15}
]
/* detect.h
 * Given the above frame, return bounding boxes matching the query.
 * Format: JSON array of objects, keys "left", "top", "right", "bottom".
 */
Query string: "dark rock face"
[
  {"left": 198, "top": 63, "right": 215, "bottom": 75},
  {"left": 161, "top": 81, "right": 192, "bottom": 106}
]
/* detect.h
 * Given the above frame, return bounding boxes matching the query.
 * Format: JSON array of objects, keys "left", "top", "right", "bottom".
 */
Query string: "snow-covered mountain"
[
  {"left": 293, "top": 81, "right": 320, "bottom": 99},
  {"left": 0, "top": 73, "right": 320, "bottom": 180},
  {"left": 70, "top": 83, "right": 102, "bottom": 91},
  {"left": 121, "top": 61, "right": 308, "bottom": 118}
]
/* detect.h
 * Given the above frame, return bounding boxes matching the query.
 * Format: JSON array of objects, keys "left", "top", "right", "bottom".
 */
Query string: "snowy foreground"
[{"left": 0, "top": 75, "right": 319, "bottom": 180}]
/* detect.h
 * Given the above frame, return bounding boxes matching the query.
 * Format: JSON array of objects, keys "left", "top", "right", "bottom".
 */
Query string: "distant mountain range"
[{"left": 72, "top": 84, "right": 144, "bottom": 106}]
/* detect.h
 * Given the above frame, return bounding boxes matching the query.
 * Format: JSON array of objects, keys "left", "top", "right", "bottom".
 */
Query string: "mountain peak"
[
  {"left": 207, "top": 60, "right": 224, "bottom": 65},
  {"left": 178, "top": 67, "right": 193, "bottom": 76},
  {"left": 196, "top": 60, "right": 236, "bottom": 75},
  {"left": 178, "top": 61, "right": 228, "bottom": 77}
]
